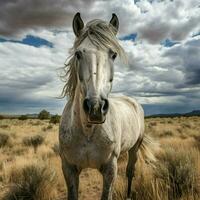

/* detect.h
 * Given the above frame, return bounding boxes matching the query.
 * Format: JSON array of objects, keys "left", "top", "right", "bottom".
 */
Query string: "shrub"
[
  {"left": 0, "top": 115, "right": 5, "bottom": 120},
  {"left": 176, "top": 127, "right": 182, "bottom": 134},
  {"left": 42, "top": 127, "right": 47, "bottom": 131},
  {"left": 149, "top": 121, "right": 157, "bottom": 126},
  {"left": 23, "top": 135, "right": 44, "bottom": 153},
  {"left": 0, "top": 124, "right": 9, "bottom": 129},
  {"left": 3, "top": 163, "right": 57, "bottom": 200},
  {"left": 42, "top": 124, "right": 53, "bottom": 132},
  {"left": 18, "top": 115, "right": 28, "bottom": 120},
  {"left": 159, "top": 130, "right": 173, "bottom": 137},
  {"left": 0, "top": 133, "right": 9, "bottom": 148},
  {"left": 47, "top": 124, "right": 53, "bottom": 129},
  {"left": 154, "top": 147, "right": 199, "bottom": 199},
  {"left": 49, "top": 114, "right": 60, "bottom": 124},
  {"left": 30, "top": 120, "right": 43, "bottom": 126},
  {"left": 182, "top": 122, "right": 192, "bottom": 128},
  {"left": 38, "top": 110, "right": 50, "bottom": 120}
]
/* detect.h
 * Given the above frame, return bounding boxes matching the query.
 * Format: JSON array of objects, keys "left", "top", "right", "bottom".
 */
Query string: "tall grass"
[
  {"left": 2, "top": 163, "right": 58, "bottom": 200},
  {"left": 154, "top": 147, "right": 200, "bottom": 199}
]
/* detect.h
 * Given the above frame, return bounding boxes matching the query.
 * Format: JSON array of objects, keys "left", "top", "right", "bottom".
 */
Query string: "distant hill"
[
  {"left": 0, "top": 113, "right": 59, "bottom": 119},
  {"left": 147, "top": 110, "right": 200, "bottom": 118},
  {"left": 0, "top": 113, "right": 38, "bottom": 119},
  {"left": 26, "top": 113, "right": 38, "bottom": 118}
]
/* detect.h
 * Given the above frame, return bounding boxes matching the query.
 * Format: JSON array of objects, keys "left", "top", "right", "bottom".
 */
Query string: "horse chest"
[{"left": 61, "top": 128, "right": 115, "bottom": 168}]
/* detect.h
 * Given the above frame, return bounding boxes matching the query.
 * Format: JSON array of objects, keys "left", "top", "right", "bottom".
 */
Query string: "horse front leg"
[
  {"left": 100, "top": 156, "right": 117, "bottom": 200},
  {"left": 61, "top": 159, "right": 80, "bottom": 200}
]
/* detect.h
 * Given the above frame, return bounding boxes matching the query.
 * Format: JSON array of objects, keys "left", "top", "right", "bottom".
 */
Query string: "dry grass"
[
  {"left": 3, "top": 162, "right": 58, "bottom": 200},
  {"left": 0, "top": 117, "right": 199, "bottom": 200}
]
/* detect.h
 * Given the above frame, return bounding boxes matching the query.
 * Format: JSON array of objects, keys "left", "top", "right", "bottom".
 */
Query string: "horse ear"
[
  {"left": 73, "top": 12, "right": 84, "bottom": 37},
  {"left": 109, "top": 13, "right": 119, "bottom": 35}
]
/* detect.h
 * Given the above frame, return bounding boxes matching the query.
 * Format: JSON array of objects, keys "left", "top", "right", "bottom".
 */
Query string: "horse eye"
[
  {"left": 75, "top": 51, "right": 82, "bottom": 60},
  {"left": 112, "top": 52, "right": 117, "bottom": 60},
  {"left": 109, "top": 49, "right": 117, "bottom": 60}
]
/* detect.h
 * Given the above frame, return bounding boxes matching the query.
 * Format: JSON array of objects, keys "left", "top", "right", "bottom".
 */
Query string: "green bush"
[
  {"left": 49, "top": 115, "right": 60, "bottom": 124},
  {"left": 38, "top": 110, "right": 50, "bottom": 120},
  {"left": 23, "top": 135, "right": 44, "bottom": 153}
]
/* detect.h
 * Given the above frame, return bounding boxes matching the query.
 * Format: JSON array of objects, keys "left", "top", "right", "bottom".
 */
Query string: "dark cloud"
[
  {"left": 185, "top": 69, "right": 200, "bottom": 85},
  {"left": 0, "top": 0, "right": 94, "bottom": 37},
  {"left": 164, "top": 37, "right": 200, "bottom": 87},
  {"left": 1, "top": 0, "right": 199, "bottom": 44},
  {"left": 143, "top": 103, "right": 199, "bottom": 116},
  {"left": 0, "top": 72, "right": 65, "bottom": 114},
  {"left": 0, "top": 92, "right": 65, "bottom": 114},
  {"left": 138, "top": 20, "right": 171, "bottom": 44},
  {"left": 0, "top": 74, "right": 53, "bottom": 89}
]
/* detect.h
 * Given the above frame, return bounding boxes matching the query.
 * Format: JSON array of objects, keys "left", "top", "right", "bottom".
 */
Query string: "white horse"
[{"left": 59, "top": 13, "right": 155, "bottom": 200}]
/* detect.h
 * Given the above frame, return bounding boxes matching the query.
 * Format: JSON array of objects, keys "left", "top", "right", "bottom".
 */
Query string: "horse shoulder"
[
  {"left": 109, "top": 96, "right": 144, "bottom": 152},
  {"left": 117, "top": 96, "right": 144, "bottom": 129}
]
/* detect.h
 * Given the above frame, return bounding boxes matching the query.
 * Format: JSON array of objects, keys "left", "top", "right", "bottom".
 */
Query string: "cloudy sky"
[{"left": 0, "top": 0, "right": 200, "bottom": 115}]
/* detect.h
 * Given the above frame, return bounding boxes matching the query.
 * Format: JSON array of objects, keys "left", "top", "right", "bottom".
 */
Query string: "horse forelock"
[{"left": 60, "top": 19, "right": 127, "bottom": 100}]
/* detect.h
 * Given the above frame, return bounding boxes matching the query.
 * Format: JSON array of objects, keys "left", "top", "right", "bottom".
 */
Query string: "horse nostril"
[
  {"left": 101, "top": 99, "right": 109, "bottom": 114},
  {"left": 83, "top": 98, "right": 91, "bottom": 113}
]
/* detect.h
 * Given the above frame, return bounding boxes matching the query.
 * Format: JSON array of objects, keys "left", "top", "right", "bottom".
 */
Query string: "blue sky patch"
[
  {"left": 192, "top": 32, "right": 200, "bottom": 37},
  {"left": 161, "top": 38, "right": 179, "bottom": 47},
  {"left": 120, "top": 33, "right": 137, "bottom": 41},
  {"left": 0, "top": 35, "right": 53, "bottom": 48}
]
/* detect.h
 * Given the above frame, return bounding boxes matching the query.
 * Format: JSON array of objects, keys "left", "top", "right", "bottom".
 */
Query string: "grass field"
[{"left": 0, "top": 117, "right": 200, "bottom": 200}]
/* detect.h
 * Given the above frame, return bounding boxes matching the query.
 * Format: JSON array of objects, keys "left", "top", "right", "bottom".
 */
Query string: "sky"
[{"left": 0, "top": 0, "right": 200, "bottom": 116}]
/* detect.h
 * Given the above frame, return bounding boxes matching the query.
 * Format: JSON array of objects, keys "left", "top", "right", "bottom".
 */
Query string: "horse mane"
[{"left": 60, "top": 19, "right": 127, "bottom": 101}]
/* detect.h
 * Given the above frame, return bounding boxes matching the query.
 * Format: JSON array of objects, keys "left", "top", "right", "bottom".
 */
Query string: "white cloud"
[
  {"left": 112, "top": 34, "right": 200, "bottom": 111},
  {"left": 0, "top": 30, "right": 74, "bottom": 113}
]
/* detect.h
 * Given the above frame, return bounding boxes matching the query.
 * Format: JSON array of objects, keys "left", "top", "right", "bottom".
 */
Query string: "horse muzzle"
[{"left": 83, "top": 97, "right": 109, "bottom": 124}]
